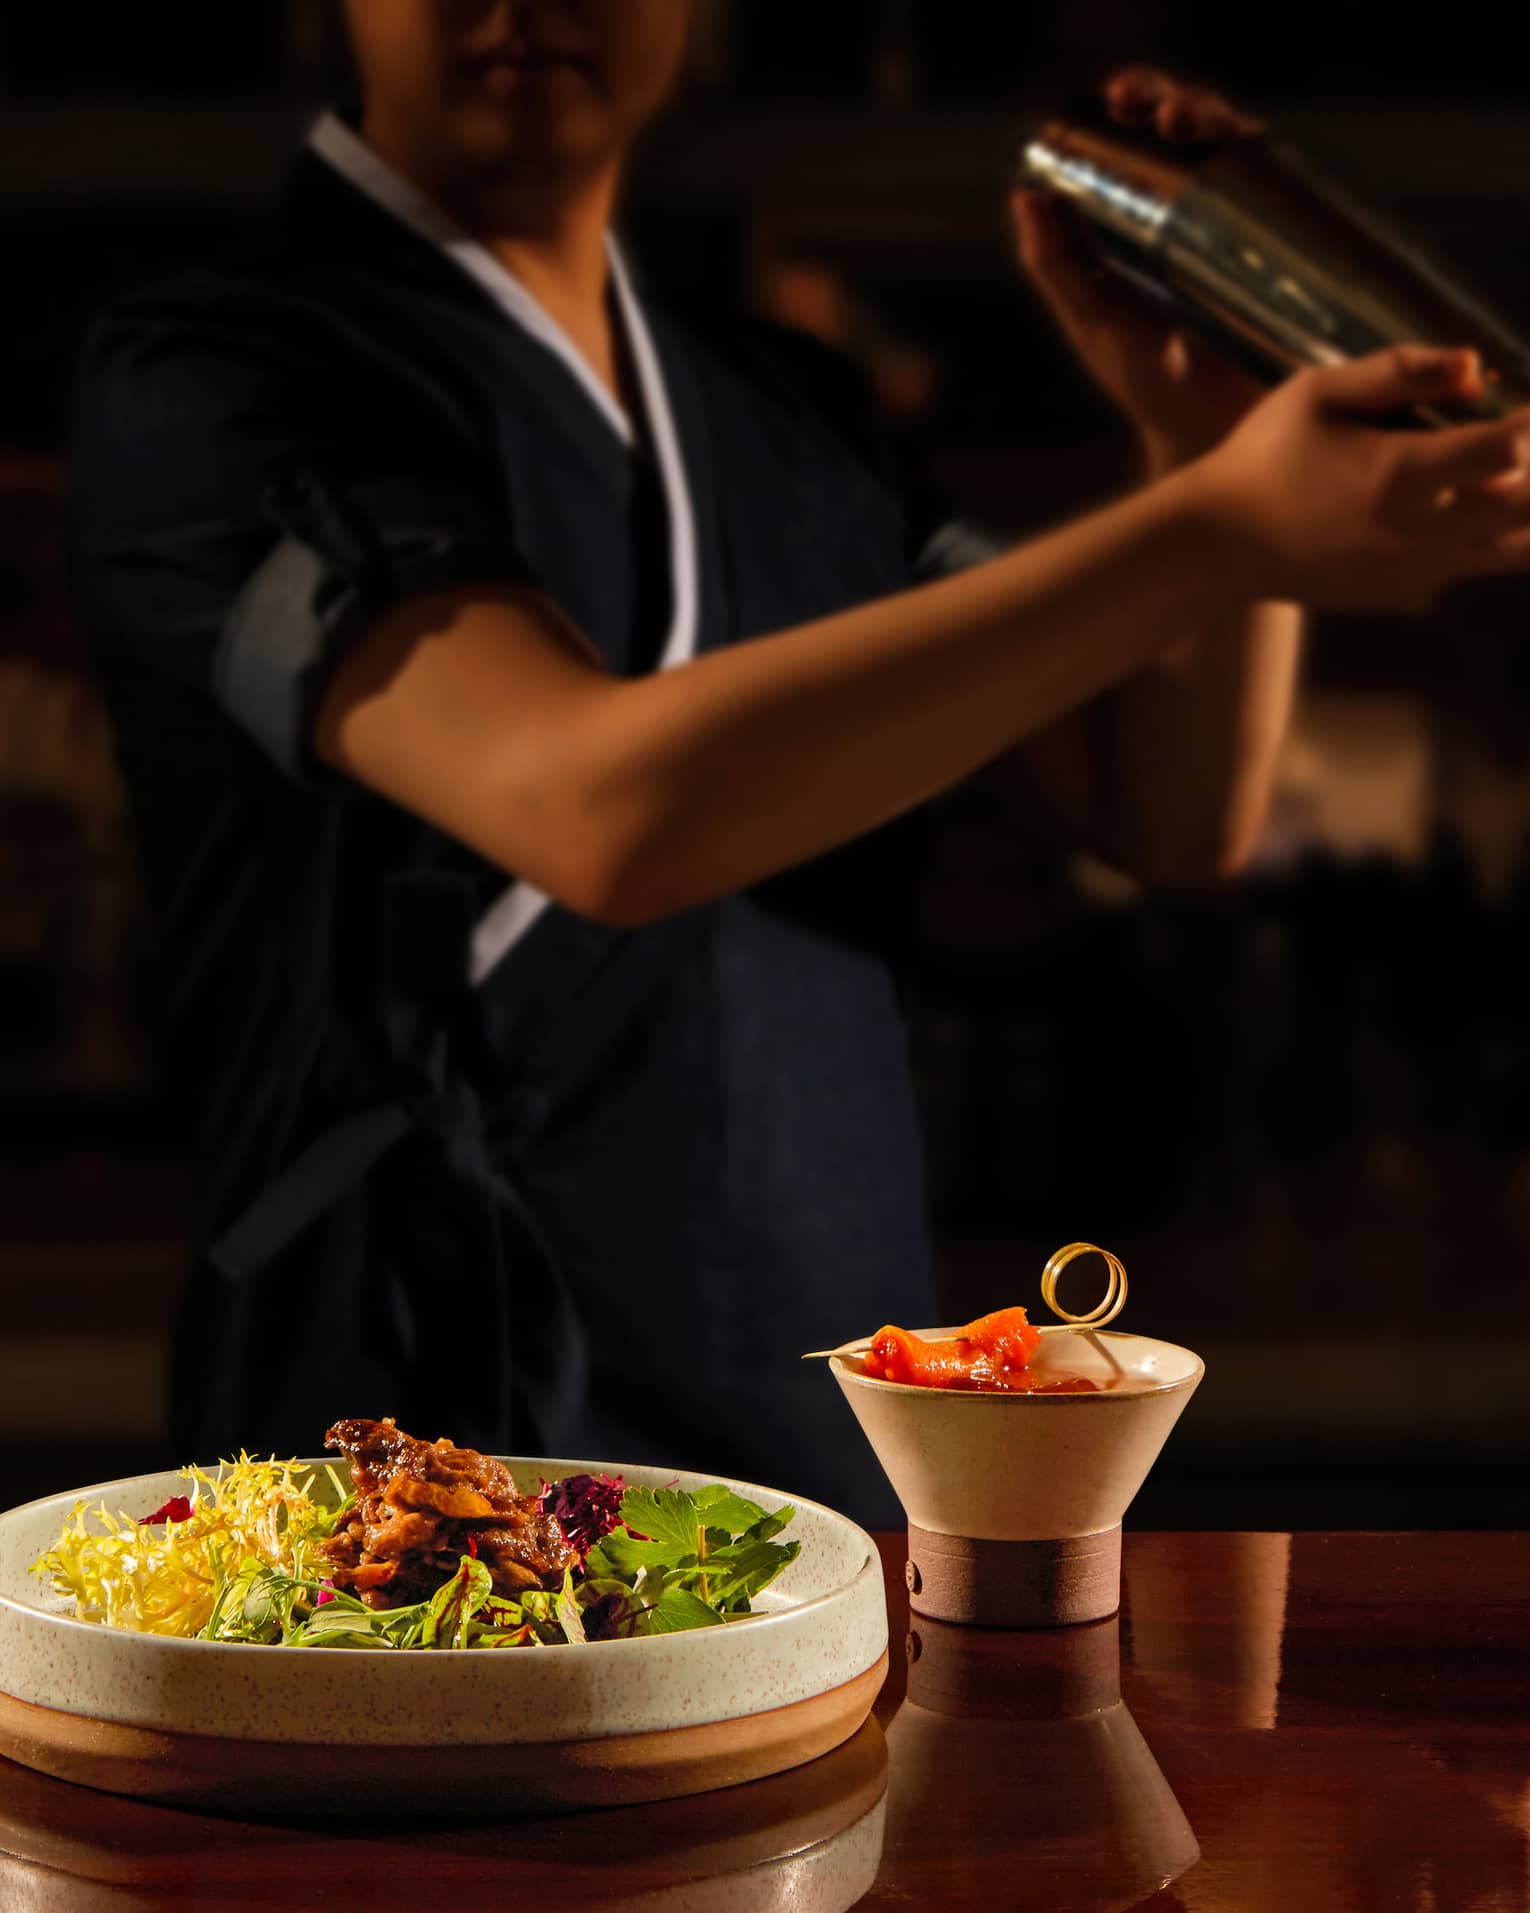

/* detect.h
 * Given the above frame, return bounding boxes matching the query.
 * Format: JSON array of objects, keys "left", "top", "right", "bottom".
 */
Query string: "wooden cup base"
[{"left": 904, "top": 1525, "right": 1123, "bottom": 1629}]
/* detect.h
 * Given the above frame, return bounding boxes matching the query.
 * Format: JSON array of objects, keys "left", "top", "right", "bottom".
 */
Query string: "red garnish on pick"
[
  {"left": 139, "top": 1495, "right": 194, "bottom": 1526},
  {"left": 863, "top": 1306, "right": 1043, "bottom": 1391}
]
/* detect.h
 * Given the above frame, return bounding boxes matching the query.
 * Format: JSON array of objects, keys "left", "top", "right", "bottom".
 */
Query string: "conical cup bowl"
[{"left": 832, "top": 1329, "right": 1203, "bottom": 1627}]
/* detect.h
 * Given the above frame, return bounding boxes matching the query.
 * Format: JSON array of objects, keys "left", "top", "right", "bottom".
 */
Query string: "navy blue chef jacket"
[{"left": 68, "top": 109, "right": 995, "bottom": 1530}]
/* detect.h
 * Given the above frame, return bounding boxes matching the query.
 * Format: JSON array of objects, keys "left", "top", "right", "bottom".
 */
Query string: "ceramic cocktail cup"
[{"left": 832, "top": 1329, "right": 1204, "bottom": 1627}]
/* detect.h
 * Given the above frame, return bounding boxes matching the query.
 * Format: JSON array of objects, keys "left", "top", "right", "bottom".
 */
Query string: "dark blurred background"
[{"left": 5, "top": 2, "right": 1530, "bottom": 1528}]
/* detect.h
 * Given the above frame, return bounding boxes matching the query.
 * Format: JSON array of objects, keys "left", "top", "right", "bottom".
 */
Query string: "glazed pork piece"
[{"left": 319, "top": 1416, "right": 577, "bottom": 1608}]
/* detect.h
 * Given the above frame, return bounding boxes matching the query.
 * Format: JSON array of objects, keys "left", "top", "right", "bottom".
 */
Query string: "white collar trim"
[
  {"left": 308, "top": 107, "right": 637, "bottom": 444},
  {"left": 305, "top": 109, "right": 701, "bottom": 987}
]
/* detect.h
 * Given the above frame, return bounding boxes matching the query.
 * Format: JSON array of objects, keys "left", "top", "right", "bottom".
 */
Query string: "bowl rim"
[{"left": 828, "top": 1328, "right": 1205, "bottom": 1402}]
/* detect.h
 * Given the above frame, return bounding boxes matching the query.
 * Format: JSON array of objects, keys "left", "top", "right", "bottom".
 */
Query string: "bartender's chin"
[{"left": 448, "top": 95, "right": 616, "bottom": 179}]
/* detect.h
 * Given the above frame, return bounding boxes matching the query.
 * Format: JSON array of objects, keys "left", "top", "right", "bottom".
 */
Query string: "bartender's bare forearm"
[
  {"left": 1104, "top": 595, "right": 1305, "bottom": 882},
  {"left": 995, "top": 437, "right": 1304, "bottom": 883},
  {"left": 316, "top": 458, "right": 1264, "bottom": 925},
  {"left": 1106, "top": 434, "right": 1305, "bottom": 881}
]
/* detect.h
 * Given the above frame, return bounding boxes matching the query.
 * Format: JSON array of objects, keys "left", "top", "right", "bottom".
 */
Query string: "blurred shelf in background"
[
  {"left": 4, "top": 101, "right": 1530, "bottom": 219},
  {"left": 0, "top": 1153, "right": 187, "bottom": 1506}
]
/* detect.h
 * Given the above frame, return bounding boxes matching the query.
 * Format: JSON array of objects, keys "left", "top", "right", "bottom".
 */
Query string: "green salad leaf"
[
  {"left": 422, "top": 1556, "right": 495, "bottom": 1649},
  {"left": 583, "top": 1485, "right": 799, "bottom": 1636},
  {"left": 642, "top": 1586, "right": 726, "bottom": 1634},
  {"left": 614, "top": 1488, "right": 705, "bottom": 1552}
]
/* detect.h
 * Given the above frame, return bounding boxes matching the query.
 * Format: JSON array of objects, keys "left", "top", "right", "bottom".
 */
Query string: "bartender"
[{"left": 67, "top": 6, "right": 1530, "bottom": 1526}]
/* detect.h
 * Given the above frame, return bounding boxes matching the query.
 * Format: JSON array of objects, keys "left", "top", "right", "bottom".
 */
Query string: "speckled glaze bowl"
[
  {"left": 0, "top": 1459, "right": 888, "bottom": 1817},
  {"left": 831, "top": 1330, "right": 1204, "bottom": 1627}
]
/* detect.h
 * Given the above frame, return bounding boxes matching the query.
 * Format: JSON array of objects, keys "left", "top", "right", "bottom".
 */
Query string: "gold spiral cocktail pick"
[
  {"left": 800, "top": 1240, "right": 1128, "bottom": 1359},
  {"left": 1036, "top": 1240, "right": 1127, "bottom": 1333}
]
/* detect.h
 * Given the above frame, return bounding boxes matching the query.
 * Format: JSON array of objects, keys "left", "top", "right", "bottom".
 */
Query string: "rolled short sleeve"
[
  {"left": 214, "top": 467, "right": 542, "bottom": 780},
  {"left": 67, "top": 278, "right": 542, "bottom": 785}
]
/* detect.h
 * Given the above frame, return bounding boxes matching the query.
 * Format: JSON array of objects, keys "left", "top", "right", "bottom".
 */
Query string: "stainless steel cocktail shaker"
[{"left": 1018, "top": 103, "right": 1530, "bottom": 428}]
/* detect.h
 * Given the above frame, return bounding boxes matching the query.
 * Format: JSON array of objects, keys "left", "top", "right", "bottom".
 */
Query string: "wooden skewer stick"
[{"left": 799, "top": 1241, "right": 1127, "bottom": 1360}]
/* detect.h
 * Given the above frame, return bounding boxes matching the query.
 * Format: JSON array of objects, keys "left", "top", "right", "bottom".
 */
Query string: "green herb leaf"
[
  {"left": 638, "top": 1586, "right": 725, "bottom": 1635},
  {"left": 617, "top": 1488, "right": 704, "bottom": 1553},
  {"left": 582, "top": 1487, "right": 801, "bottom": 1625},
  {"left": 583, "top": 1529, "right": 682, "bottom": 1577},
  {"left": 690, "top": 1486, "right": 769, "bottom": 1533},
  {"left": 695, "top": 1538, "right": 801, "bottom": 1608},
  {"left": 743, "top": 1506, "right": 795, "bottom": 1545}
]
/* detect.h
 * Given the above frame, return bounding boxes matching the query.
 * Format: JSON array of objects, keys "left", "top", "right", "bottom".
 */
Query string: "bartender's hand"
[
  {"left": 1012, "top": 65, "right": 1271, "bottom": 471},
  {"left": 1189, "top": 345, "right": 1530, "bottom": 613}
]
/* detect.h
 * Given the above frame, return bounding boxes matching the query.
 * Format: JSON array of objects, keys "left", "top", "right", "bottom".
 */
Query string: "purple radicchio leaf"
[{"left": 539, "top": 1471, "right": 626, "bottom": 1559}]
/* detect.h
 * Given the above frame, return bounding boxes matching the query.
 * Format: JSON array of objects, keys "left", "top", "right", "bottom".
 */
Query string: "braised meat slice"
[{"left": 319, "top": 1416, "right": 576, "bottom": 1609}]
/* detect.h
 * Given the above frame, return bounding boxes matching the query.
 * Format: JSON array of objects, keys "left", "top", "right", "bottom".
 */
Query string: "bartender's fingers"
[
  {"left": 1106, "top": 68, "right": 1189, "bottom": 126},
  {"left": 1475, "top": 518, "right": 1530, "bottom": 572},
  {"left": 1104, "top": 66, "right": 1265, "bottom": 138},
  {"left": 1314, "top": 344, "right": 1483, "bottom": 416},
  {"left": 1012, "top": 189, "right": 1110, "bottom": 324},
  {"left": 1159, "top": 89, "right": 1263, "bottom": 140},
  {"left": 1395, "top": 413, "right": 1530, "bottom": 513},
  {"left": 1438, "top": 471, "right": 1530, "bottom": 541}
]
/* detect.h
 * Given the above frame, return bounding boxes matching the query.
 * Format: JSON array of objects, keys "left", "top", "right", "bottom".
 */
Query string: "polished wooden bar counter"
[{"left": 2, "top": 1530, "right": 1526, "bottom": 1910}]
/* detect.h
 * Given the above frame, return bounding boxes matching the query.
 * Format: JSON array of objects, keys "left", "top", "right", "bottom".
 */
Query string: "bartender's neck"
[{"left": 358, "top": 102, "right": 622, "bottom": 335}]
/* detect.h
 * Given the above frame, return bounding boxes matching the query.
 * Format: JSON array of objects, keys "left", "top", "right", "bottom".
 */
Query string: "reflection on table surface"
[
  {"left": 0, "top": 1711, "right": 889, "bottom": 1913},
  {"left": 881, "top": 1606, "right": 1198, "bottom": 1909},
  {"left": 3, "top": 1531, "right": 1529, "bottom": 1911}
]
